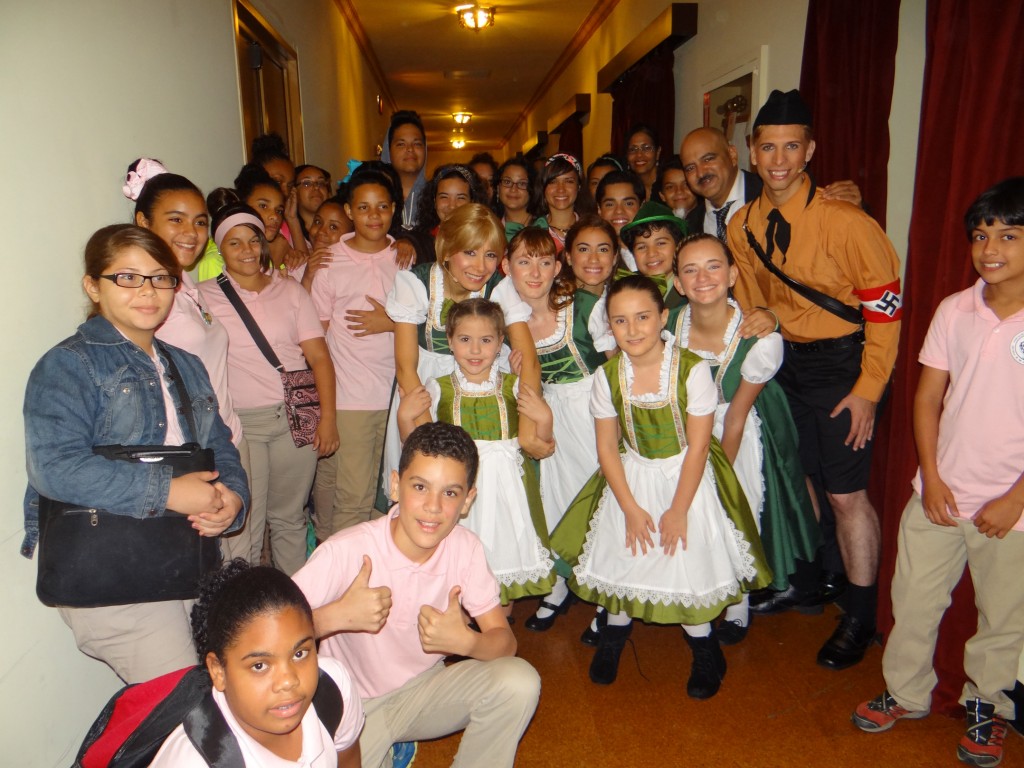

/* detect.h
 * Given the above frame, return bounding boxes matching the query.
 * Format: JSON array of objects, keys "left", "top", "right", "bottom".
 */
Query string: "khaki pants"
[
  {"left": 313, "top": 409, "right": 387, "bottom": 541},
  {"left": 359, "top": 657, "right": 540, "bottom": 768},
  {"left": 883, "top": 494, "right": 1024, "bottom": 717},
  {"left": 238, "top": 404, "right": 317, "bottom": 575},
  {"left": 58, "top": 600, "right": 195, "bottom": 684},
  {"left": 220, "top": 434, "right": 252, "bottom": 562}
]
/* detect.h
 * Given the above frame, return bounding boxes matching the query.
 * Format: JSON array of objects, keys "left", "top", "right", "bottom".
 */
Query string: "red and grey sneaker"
[
  {"left": 958, "top": 698, "right": 1007, "bottom": 767},
  {"left": 852, "top": 690, "right": 929, "bottom": 732}
]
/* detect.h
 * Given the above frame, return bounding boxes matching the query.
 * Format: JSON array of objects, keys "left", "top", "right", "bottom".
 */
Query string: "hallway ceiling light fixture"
[
  {"left": 451, "top": 127, "right": 467, "bottom": 149},
  {"left": 452, "top": 112, "right": 473, "bottom": 125},
  {"left": 456, "top": 4, "right": 495, "bottom": 31}
]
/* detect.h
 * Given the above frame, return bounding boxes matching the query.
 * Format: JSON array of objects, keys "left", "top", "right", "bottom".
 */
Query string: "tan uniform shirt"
[{"left": 726, "top": 174, "right": 902, "bottom": 402}]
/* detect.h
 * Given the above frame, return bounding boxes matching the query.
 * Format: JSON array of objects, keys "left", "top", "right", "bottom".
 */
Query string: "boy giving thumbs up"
[{"left": 293, "top": 423, "right": 540, "bottom": 768}]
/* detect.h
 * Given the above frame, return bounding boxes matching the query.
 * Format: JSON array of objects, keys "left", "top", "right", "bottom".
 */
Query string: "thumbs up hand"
[
  {"left": 330, "top": 555, "right": 392, "bottom": 633},
  {"left": 418, "top": 585, "right": 469, "bottom": 654}
]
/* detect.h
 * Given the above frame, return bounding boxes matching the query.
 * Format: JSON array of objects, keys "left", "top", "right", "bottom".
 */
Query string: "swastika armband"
[{"left": 854, "top": 280, "right": 903, "bottom": 323}]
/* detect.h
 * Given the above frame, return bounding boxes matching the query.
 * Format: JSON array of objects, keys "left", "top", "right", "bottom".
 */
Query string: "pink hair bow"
[{"left": 122, "top": 158, "right": 169, "bottom": 201}]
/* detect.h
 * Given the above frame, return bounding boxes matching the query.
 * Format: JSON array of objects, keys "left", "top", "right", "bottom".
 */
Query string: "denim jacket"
[{"left": 21, "top": 315, "right": 249, "bottom": 557}]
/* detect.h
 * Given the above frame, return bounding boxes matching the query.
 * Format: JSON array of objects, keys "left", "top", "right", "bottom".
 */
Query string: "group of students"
[{"left": 21, "top": 90, "right": 1024, "bottom": 767}]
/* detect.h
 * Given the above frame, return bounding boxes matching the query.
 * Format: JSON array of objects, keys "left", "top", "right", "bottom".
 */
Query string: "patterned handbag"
[{"left": 217, "top": 275, "right": 321, "bottom": 447}]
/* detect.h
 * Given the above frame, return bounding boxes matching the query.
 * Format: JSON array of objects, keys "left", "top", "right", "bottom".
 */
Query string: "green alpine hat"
[{"left": 620, "top": 201, "right": 688, "bottom": 238}]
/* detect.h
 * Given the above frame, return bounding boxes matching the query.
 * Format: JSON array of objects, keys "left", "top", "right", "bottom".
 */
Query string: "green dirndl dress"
[
  {"left": 669, "top": 303, "right": 820, "bottom": 591},
  {"left": 536, "top": 291, "right": 611, "bottom": 535},
  {"left": 551, "top": 339, "right": 772, "bottom": 624},
  {"left": 430, "top": 369, "right": 555, "bottom": 605}
]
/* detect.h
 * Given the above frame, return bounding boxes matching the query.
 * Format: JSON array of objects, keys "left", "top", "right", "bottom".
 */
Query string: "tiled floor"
[{"left": 414, "top": 600, "right": 1024, "bottom": 767}]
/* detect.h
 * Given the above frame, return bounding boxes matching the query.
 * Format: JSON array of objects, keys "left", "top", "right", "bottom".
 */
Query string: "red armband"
[{"left": 854, "top": 279, "right": 903, "bottom": 322}]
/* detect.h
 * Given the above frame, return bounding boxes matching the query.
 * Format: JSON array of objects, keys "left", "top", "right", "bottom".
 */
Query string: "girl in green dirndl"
[
  {"left": 552, "top": 275, "right": 771, "bottom": 699},
  {"left": 669, "top": 234, "right": 820, "bottom": 643}
]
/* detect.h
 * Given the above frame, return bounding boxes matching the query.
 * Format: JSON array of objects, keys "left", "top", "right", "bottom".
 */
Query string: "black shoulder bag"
[{"left": 36, "top": 347, "right": 221, "bottom": 608}]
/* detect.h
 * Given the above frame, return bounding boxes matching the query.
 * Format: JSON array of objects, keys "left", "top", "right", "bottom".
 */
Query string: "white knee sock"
[
  {"left": 589, "top": 605, "right": 607, "bottom": 632},
  {"left": 682, "top": 621, "right": 712, "bottom": 638},
  {"left": 606, "top": 611, "right": 632, "bottom": 627}
]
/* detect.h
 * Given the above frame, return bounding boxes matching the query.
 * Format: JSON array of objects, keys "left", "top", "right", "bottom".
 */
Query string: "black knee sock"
[
  {"left": 846, "top": 583, "right": 877, "bottom": 626},
  {"left": 788, "top": 555, "right": 821, "bottom": 594}
]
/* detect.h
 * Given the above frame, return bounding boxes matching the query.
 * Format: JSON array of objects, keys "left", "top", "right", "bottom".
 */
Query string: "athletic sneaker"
[
  {"left": 958, "top": 699, "right": 1006, "bottom": 767},
  {"left": 852, "top": 690, "right": 928, "bottom": 732},
  {"left": 392, "top": 741, "right": 418, "bottom": 768}
]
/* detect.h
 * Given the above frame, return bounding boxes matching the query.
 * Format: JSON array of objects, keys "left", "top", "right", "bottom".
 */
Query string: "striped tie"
[{"left": 714, "top": 200, "right": 734, "bottom": 241}]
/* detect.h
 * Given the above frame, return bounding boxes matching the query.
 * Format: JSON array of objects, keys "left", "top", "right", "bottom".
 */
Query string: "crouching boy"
[
  {"left": 852, "top": 177, "right": 1024, "bottom": 768},
  {"left": 293, "top": 421, "right": 540, "bottom": 768}
]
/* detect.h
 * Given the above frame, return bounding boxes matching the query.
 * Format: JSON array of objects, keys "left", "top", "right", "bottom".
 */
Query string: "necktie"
[
  {"left": 714, "top": 201, "right": 734, "bottom": 241},
  {"left": 765, "top": 208, "right": 791, "bottom": 261}
]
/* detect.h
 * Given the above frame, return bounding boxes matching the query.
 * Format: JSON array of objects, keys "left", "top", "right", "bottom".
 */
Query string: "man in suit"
[{"left": 681, "top": 127, "right": 861, "bottom": 241}]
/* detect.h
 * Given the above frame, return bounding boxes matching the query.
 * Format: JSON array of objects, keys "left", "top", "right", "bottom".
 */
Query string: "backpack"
[{"left": 74, "top": 665, "right": 343, "bottom": 768}]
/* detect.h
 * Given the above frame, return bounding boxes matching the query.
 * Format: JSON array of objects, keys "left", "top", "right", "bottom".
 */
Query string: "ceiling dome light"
[
  {"left": 452, "top": 112, "right": 473, "bottom": 125},
  {"left": 456, "top": 4, "right": 495, "bottom": 31},
  {"left": 451, "top": 138, "right": 467, "bottom": 149}
]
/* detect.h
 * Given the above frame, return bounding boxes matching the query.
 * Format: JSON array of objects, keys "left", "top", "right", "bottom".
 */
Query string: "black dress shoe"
[
  {"left": 817, "top": 614, "right": 877, "bottom": 670},
  {"left": 580, "top": 608, "right": 607, "bottom": 646},
  {"left": 524, "top": 593, "right": 577, "bottom": 632},
  {"left": 716, "top": 617, "right": 750, "bottom": 646},
  {"left": 799, "top": 571, "right": 849, "bottom": 610},
  {"left": 749, "top": 585, "right": 808, "bottom": 615}
]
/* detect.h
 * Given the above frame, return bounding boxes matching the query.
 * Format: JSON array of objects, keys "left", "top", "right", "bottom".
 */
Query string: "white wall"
[{"left": 0, "top": 2, "right": 385, "bottom": 764}]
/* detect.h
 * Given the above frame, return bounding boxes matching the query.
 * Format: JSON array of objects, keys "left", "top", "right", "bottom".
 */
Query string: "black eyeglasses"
[
  {"left": 99, "top": 273, "right": 180, "bottom": 289},
  {"left": 500, "top": 177, "right": 530, "bottom": 190}
]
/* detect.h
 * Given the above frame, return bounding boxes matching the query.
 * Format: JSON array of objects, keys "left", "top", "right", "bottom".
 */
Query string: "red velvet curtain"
[
  {"left": 799, "top": 0, "right": 900, "bottom": 226},
  {"left": 871, "top": 0, "right": 1024, "bottom": 715},
  {"left": 609, "top": 44, "right": 675, "bottom": 158},
  {"left": 557, "top": 116, "right": 584, "bottom": 170}
]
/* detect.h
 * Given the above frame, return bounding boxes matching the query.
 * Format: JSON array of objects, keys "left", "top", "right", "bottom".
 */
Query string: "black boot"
[
  {"left": 682, "top": 629, "right": 726, "bottom": 699},
  {"left": 589, "top": 621, "right": 632, "bottom": 685}
]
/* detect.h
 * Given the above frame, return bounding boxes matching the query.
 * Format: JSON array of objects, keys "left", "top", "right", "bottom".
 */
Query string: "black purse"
[{"left": 35, "top": 349, "right": 222, "bottom": 608}]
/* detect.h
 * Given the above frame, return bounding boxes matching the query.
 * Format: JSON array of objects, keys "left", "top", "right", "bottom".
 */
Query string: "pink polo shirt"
[
  {"left": 156, "top": 271, "right": 243, "bottom": 444},
  {"left": 292, "top": 506, "right": 500, "bottom": 700},
  {"left": 912, "top": 279, "right": 1024, "bottom": 528},
  {"left": 199, "top": 271, "right": 324, "bottom": 410},
  {"left": 310, "top": 233, "right": 400, "bottom": 410}
]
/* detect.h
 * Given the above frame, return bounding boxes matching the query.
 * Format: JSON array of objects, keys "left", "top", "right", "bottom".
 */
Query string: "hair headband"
[
  {"left": 123, "top": 158, "right": 169, "bottom": 201},
  {"left": 214, "top": 213, "right": 266, "bottom": 250},
  {"left": 547, "top": 153, "right": 582, "bottom": 178},
  {"left": 442, "top": 164, "right": 475, "bottom": 186}
]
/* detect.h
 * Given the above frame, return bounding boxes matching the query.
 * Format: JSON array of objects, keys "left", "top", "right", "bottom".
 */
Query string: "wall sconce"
[
  {"left": 452, "top": 112, "right": 473, "bottom": 125},
  {"left": 456, "top": 4, "right": 495, "bottom": 31}
]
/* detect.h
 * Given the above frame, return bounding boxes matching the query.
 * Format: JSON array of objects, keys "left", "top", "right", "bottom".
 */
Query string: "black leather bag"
[
  {"left": 35, "top": 349, "right": 222, "bottom": 608},
  {"left": 36, "top": 444, "right": 222, "bottom": 608}
]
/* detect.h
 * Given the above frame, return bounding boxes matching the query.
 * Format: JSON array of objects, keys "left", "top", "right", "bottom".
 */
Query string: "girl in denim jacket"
[{"left": 22, "top": 224, "right": 248, "bottom": 684}]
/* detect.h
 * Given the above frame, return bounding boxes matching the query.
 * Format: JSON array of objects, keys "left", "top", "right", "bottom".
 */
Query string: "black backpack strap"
[
  {"left": 312, "top": 666, "right": 344, "bottom": 736},
  {"left": 180, "top": 667, "right": 342, "bottom": 766},
  {"left": 78, "top": 666, "right": 212, "bottom": 768},
  {"left": 182, "top": 691, "right": 246, "bottom": 768}
]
